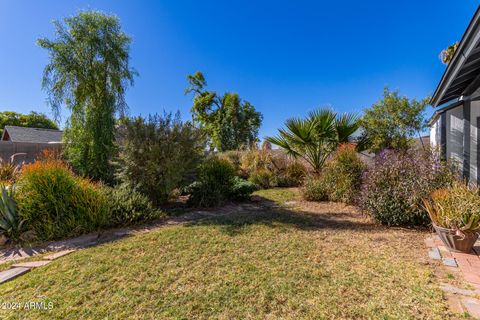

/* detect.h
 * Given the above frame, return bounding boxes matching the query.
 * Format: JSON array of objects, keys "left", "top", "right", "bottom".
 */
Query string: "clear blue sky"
[{"left": 0, "top": 1, "right": 477, "bottom": 139}]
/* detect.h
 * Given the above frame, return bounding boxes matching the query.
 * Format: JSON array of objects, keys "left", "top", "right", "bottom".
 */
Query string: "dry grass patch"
[{"left": 0, "top": 188, "right": 451, "bottom": 319}]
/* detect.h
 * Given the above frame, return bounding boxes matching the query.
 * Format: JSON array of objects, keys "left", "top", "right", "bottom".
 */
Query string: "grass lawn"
[{"left": 0, "top": 188, "right": 451, "bottom": 319}]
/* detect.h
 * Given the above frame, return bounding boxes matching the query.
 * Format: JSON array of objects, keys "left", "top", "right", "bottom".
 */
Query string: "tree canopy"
[
  {"left": 359, "top": 88, "right": 428, "bottom": 153},
  {"left": 440, "top": 42, "right": 458, "bottom": 65},
  {"left": 185, "top": 71, "right": 263, "bottom": 151},
  {"left": 0, "top": 111, "right": 58, "bottom": 136},
  {"left": 267, "top": 108, "right": 360, "bottom": 174},
  {"left": 38, "top": 10, "right": 136, "bottom": 182}
]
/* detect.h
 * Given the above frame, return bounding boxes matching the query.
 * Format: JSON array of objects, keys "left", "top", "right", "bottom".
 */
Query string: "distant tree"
[
  {"left": 185, "top": 71, "right": 263, "bottom": 151},
  {"left": 440, "top": 42, "right": 459, "bottom": 65},
  {"left": 0, "top": 111, "right": 58, "bottom": 136},
  {"left": 261, "top": 140, "right": 272, "bottom": 150},
  {"left": 267, "top": 108, "right": 359, "bottom": 174},
  {"left": 359, "top": 88, "right": 429, "bottom": 153},
  {"left": 38, "top": 11, "right": 136, "bottom": 182}
]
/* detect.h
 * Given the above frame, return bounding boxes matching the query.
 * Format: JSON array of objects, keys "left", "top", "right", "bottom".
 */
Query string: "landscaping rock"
[{"left": 0, "top": 267, "right": 30, "bottom": 284}]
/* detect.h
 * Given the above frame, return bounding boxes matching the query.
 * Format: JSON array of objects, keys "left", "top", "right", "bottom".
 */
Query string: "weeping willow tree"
[{"left": 38, "top": 11, "right": 136, "bottom": 182}]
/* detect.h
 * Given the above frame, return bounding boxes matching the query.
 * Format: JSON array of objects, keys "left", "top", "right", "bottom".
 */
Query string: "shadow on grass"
[{"left": 186, "top": 196, "right": 379, "bottom": 236}]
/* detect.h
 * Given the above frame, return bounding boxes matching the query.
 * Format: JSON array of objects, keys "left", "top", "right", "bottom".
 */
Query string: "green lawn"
[{"left": 0, "top": 188, "right": 451, "bottom": 319}]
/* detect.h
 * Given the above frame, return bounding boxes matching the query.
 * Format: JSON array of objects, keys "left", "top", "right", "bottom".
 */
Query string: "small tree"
[
  {"left": 185, "top": 71, "right": 263, "bottom": 151},
  {"left": 359, "top": 88, "right": 429, "bottom": 153},
  {"left": 38, "top": 11, "right": 136, "bottom": 182},
  {"left": 267, "top": 108, "right": 359, "bottom": 174},
  {"left": 115, "top": 113, "right": 206, "bottom": 206},
  {"left": 0, "top": 111, "right": 58, "bottom": 136}
]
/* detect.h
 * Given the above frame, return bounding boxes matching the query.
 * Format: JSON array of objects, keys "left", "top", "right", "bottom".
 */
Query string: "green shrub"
[
  {"left": 187, "top": 157, "right": 236, "bottom": 207},
  {"left": 101, "top": 184, "right": 162, "bottom": 227},
  {"left": 15, "top": 159, "right": 109, "bottom": 241},
  {"left": 302, "top": 177, "right": 329, "bottom": 201},
  {"left": 116, "top": 113, "right": 205, "bottom": 205},
  {"left": 230, "top": 176, "right": 258, "bottom": 200},
  {"left": 219, "top": 151, "right": 243, "bottom": 176},
  {"left": 0, "top": 186, "right": 23, "bottom": 242},
  {"left": 321, "top": 145, "right": 365, "bottom": 203},
  {"left": 277, "top": 161, "right": 307, "bottom": 187},
  {"left": 301, "top": 145, "right": 364, "bottom": 203},
  {"left": 360, "top": 149, "right": 456, "bottom": 227},
  {"left": 249, "top": 169, "right": 277, "bottom": 189},
  {"left": 240, "top": 148, "right": 272, "bottom": 178}
]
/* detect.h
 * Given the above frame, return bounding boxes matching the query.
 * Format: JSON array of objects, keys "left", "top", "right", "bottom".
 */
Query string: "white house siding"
[
  {"left": 470, "top": 100, "right": 480, "bottom": 182},
  {"left": 430, "top": 117, "right": 440, "bottom": 148},
  {"left": 446, "top": 106, "right": 464, "bottom": 172}
]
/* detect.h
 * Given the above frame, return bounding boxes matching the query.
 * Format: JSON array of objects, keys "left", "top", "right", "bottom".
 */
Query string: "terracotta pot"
[{"left": 433, "top": 224, "right": 479, "bottom": 253}]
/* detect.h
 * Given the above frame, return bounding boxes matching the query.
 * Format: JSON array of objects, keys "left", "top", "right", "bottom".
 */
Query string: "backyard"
[
  {"left": 3, "top": 5, "right": 480, "bottom": 319},
  {"left": 0, "top": 188, "right": 452, "bottom": 319}
]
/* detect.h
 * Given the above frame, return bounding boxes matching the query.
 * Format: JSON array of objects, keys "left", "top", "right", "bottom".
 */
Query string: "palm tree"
[{"left": 267, "top": 108, "right": 359, "bottom": 174}]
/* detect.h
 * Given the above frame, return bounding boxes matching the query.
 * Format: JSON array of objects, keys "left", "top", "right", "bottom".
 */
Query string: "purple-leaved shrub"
[{"left": 359, "top": 149, "right": 457, "bottom": 227}]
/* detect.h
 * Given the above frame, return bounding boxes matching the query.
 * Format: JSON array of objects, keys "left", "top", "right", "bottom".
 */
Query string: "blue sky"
[{"left": 0, "top": 1, "right": 477, "bottom": 139}]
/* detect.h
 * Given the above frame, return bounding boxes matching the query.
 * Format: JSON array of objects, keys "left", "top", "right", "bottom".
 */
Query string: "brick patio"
[{"left": 426, "top": 233, "right": 480, "bottom": 317}]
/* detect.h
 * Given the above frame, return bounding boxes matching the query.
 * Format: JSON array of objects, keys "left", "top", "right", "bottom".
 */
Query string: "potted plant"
[{"left": 423, "top": 183, "right": 480, "bottom": 253}]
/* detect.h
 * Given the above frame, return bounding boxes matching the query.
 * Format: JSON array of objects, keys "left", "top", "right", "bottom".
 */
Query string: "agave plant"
[
  {"left": 267, "top": 108, "right": 359, "bottom": 173},
  {"left": 0, "top": 186, "right": 24, "bottom": 242},
  {"left": 423, "top": 183, "right": 480, "bottom": 233}
]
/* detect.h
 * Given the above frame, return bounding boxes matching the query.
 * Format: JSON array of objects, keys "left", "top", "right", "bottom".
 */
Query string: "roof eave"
[{"left": 431, "top": 5, "right": 480, "bottom": 107}]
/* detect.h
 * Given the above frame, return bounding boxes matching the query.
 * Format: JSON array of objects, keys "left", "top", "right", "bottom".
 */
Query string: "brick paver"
[{"left": 426, "top": 233, "right": 480, "bottom": 318}]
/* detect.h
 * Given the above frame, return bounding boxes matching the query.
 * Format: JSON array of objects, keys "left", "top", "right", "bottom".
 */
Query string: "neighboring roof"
[
  {"left": 431, "top": 6, "right": 480, "bottom": 107},
  {"left": 2, "top": 126, "right": 63, "bottom": 144}
]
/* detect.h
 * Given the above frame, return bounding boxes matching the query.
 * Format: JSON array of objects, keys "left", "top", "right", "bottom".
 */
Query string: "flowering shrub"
[
  {"left": 359, "top": 149, "right": 456, "bottom": 226},
  {"left": 15, "top": 159, "right": 109, "bottom": 241}
]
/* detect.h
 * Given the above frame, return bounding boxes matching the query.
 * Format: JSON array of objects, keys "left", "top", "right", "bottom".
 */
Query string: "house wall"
[
  {"left": 470, "top": 100, "right": 480, "bottom": 182},
  {"left": 446, "top": 105, "right": 464, "bottom": 172},
  {"left": 430, "top": 117, "right": 440, "bottom": 147}
]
